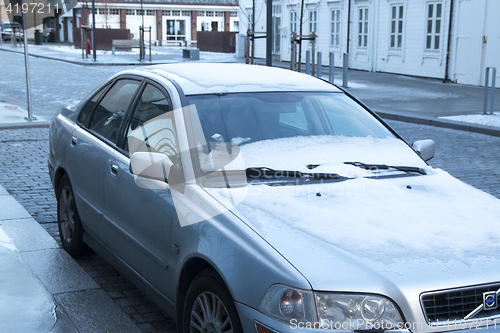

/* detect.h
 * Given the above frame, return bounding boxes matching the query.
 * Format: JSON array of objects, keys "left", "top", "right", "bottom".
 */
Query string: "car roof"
[{"left": 137, "top": 63, "right": 340, "bottom": 95}]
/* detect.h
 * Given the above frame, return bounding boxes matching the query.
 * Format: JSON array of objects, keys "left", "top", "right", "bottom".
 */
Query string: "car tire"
[
  {"left": 183, "top": 269, "right": 243, "bottom": 333},
  {"left": 57, "top": 174, "right": 91, "bottom": 256}
]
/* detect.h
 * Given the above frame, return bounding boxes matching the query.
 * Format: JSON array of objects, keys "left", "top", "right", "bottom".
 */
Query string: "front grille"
[{"left": 422, "top": 283, "right": 500, "bottom": 323}]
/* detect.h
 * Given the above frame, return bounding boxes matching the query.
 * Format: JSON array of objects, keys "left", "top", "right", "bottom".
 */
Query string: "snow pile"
[
  {"left": 233, "top": 169, "right": 500, "bottom": 263},
  {"left": 0, "top": 228, "right": 57, "bottom": 332},
  {"left": 440, "top": 112, "right": 500, "bottom": 128}
]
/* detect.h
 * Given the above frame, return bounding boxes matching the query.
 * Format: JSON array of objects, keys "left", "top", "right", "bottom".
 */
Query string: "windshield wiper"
[
  {"left": 246, "top": 167, "right": 339, "bottom": 179},
  {"left": 344, "top": 162, "right": 426, "bottom": 175}
]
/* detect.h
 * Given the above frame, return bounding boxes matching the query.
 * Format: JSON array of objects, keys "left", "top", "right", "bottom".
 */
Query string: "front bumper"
[{"left": 235, "top": 302, "right": 500, "bottom": 333}]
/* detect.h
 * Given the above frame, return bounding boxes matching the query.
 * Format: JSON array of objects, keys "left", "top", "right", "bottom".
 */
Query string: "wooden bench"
[{"left": 112, "top": 39, "right": 141, "bottom": 54}]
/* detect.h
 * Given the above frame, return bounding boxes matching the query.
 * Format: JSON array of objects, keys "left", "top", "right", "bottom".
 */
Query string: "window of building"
[
  {"left": 98, "top": 8, "right": 107, "bottom": 15},
  {"left": 309, "top": 10, "right": 317, "bottom": 35},
  {"left": 206, "top": 11, "right": 214, "bottom": 17},
  {"left": 136, "top": 9, "right": 144, "bottom": 16},
  {"left": 163, "top": 10, "right": 170, "bottom": 16},
  {"left": 197, "top": 11, "right": 205, "bottom": 16},
  {"left": 234, "top": 21, "right": 239, "bottom": 31},
  {"left": 146, "top": 10, "right": 155, "bottom": 16},
  {"left": 182, "top": 11, "right": 190, "bottom": 16},
  {"left": 273, "top": 5, "right": 281, "bottom": 14},
  {"left": 126, "top": 9, "right": 134, "bottom": 15},
  {"left": 230, "top": 12, "right": 237, "bottom": 17},
  {"left": 110, "top": 9, "right": 119, "bottom": 15},
  {"left": 290, "top": 11, "right": 297, "bottom": 33},
  {"left": 215, "top": 11, "right": 224, "bottom": 17},
  {"left": 390, "top": 5, "right": 404, "bottom": 49},
  {"left": 172, "top": 10, "right": 180, "bottom": 16},
  {"left": 330, "top": 8, "right": 340, "bottom": 47},
  {"left": 166, "top": 19, "right": 185, "bottom": 41},
  {"left": 357, "top": 7, "right": 369, "bottom": 48},
  {"left": 425, "top": 2, "right": 442, "bottom": 50}
]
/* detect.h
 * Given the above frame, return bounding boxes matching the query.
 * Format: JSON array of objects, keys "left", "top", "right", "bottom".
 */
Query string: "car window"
[
  {"left": 77, "top": 83, "right": 109, "bottom": 125},
  {"left": 89, "top": 79, "right": 141, "bottom": 144},
  {"left": 126, "top": 84, "right": 178, "bottom": 160}
]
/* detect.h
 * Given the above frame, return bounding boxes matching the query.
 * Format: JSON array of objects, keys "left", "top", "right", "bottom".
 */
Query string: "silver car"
[{"left": 48, "top": 63, "right": 500, "bottom": 333}]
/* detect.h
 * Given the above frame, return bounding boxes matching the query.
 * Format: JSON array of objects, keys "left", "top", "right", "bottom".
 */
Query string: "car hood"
[{"left": 205, "top": 137, "right": 500, "bottom": 294}]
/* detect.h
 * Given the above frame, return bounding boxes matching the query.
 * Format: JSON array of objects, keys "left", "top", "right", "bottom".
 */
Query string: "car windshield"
[{"left": 187, "top": 92, "right": 394, "bottom": 148}]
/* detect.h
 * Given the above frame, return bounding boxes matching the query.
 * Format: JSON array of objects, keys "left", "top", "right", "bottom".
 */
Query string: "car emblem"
[{"left": 483, "top": 291, "right": 497, "bottom": 310}]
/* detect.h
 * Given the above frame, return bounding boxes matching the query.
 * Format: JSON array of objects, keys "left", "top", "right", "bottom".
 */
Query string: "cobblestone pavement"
[{"left": 0, "top": 122, "right": 499, "bottom": 332}]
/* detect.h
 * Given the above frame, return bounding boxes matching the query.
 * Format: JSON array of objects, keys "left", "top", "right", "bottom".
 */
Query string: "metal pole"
[
  {"left": 483, "top": 67, "right": 490, "bottom": 115},
  {"left": 22, "top": 11, "right": 35, "bottom": 121},
  {"left": 92, "top": 0, "right": 96, "bottom": 61},
  {"left": 490, "top": 68, "right": 496, "bottom": 115},
  {"left": 311, "top": 35, "right": 315, "bottom": 76},
  {"left": 316, "top": 52, "right": 322, "bottom": 78},
  {"left": 81, "top": 29, "right": 84, "bottom": 59},
  {"left": 329, "top": 52, "right": 334, "bottom": 83},
  {"left": 246, "top": 30, "right": 250, "bottom": 64},
  {"left": 342, "top": 53, "right": 349, "bottom": 88},
  {"left": 266, "top": 0, "right": 272, "bottom": 66},
  {"left": 149, "top": 26, "right": 152, "bottom": 62},
  {"left": 305, "top": 50, "right": 310, "bottom": 75}
]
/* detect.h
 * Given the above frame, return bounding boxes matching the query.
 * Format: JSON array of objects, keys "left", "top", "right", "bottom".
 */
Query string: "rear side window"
[
  {"left": 77, "top": 84, "right": 109, "bottom": 125},
  {"left": 89, "top": 79, "right": 141, "bottom": 144}
]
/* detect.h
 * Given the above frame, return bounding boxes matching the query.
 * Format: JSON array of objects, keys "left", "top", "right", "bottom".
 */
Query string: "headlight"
[
  {"left": 260, "top": 286, "right": 405, "bottom": 330},
  {"left": 258, "top": 285, "right": 317, "bottom": 324},
  {"left": 315, "top": 293, "right": 405, "bottom": 330}
]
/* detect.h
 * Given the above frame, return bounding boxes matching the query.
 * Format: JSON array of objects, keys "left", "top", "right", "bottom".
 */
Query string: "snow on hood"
[
  {"left": 218, "top": 135, "right": 427, "bottom": 172},
  {"left": 205, "top": 136, "right": 500, "bottom": 290}
]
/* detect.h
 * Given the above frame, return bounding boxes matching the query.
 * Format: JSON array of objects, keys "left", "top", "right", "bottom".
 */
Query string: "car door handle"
[
  {"left": 110, "top": 162, "right": 119, "bottom": 176},
  {"left": 71, "top": 136, "right": 78, "bottom": 147}
]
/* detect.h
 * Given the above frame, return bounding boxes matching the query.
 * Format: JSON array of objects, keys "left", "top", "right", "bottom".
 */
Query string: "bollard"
[
  {"left": 483, "top": 67, "right": 496, "bottom": 115},
  {"left": 342, "top": 53, "right": 349, "bottom": 88},
  {"left": 305, "top": 51, "right": 311, "bottom": 75},
  {"left": 329, "top": 52, "right": 335, "bottom": 83},
  {"left": 316, "top": 52, "right": 322, "bottom": 78}
]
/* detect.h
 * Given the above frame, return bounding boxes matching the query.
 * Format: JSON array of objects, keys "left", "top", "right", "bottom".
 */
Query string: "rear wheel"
[
  {"left": 183, "top": 269, "right": 243, "bottom": 333},
  {"left": 57, "top": 174, "right": 91, "bottom": 256}
]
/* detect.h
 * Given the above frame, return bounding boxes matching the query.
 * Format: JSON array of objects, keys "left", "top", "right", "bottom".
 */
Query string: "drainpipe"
[
  {"left": 346, "top": 0, "right": 351, "bottom": 54},
  {"left": 443, "top": 0, "right": 454, "bottom": 83}
]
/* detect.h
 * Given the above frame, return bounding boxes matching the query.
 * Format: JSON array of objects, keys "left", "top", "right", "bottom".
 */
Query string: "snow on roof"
[{"left": 144, "top": 63, "right": 341, "bottom": 95}]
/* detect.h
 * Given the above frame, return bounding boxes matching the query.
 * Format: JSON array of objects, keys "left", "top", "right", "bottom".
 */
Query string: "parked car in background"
[
  {"left": 48, "top": 63, "right": 500, "bottom": 333},
  {"left": 0, "top": 21, "right": 23, "bottom": 42}
]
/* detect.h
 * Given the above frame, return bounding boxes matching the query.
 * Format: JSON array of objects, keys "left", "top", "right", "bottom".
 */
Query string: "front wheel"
[
  {"left": 183, "top": 269, "right": 243, "bottom": 333},
  {"left": 57, "top": 174, "right": 91, "bottom": 256}
]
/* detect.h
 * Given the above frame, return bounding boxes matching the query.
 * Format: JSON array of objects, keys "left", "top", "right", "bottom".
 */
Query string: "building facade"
[
  {"left": 238, "top": 0, "right": 500, "bottom": 87},
  {"left": 68, "top": 0, "right": 238, "bottom": 46}
]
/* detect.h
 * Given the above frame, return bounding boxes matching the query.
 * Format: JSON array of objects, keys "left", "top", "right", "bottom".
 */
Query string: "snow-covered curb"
[{"left": 439, "top": 112, "right": 500, "bottom": 128}]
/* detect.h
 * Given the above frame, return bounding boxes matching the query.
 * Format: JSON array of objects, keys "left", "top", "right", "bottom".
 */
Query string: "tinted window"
[
  {"left": 77, "top": 84, "right": 109, "bottom": 125},
  {"left": 126, "top": 84, "right": 177, "bottom": 159},
  {"left": 89, "top": 79, "right": 141, "bottom": 144}
]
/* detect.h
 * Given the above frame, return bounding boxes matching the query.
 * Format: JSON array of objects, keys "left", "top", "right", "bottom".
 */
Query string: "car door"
[
  {"left": 104, "top": 81, "right": 180, "bottom": 303},
  {"left": 69, "top": 77, "right": 142, "bottom": 243}
]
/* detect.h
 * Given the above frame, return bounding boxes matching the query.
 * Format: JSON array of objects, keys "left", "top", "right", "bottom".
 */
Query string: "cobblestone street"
[{"left": 0, "top": 121, "right": 499, "bottom": 332}]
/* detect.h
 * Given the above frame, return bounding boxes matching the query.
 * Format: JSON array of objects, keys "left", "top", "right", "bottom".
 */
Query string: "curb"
[
  {"left": 0, "top": 121, "right": 50, "bottom": 130},
  {"left": 376, "top": 110, "right": 500, "bottom": 138}
]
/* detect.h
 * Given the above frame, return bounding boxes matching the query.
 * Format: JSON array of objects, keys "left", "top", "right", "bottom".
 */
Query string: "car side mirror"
[
  {"left": 129, "top": 152, "right": 173, "bottom": 182},
  {"left": 412, "top": 139, "right": 435, "bottom": 161}
]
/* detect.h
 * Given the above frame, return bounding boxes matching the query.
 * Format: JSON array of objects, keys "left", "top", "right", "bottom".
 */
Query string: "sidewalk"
[{"left": 0, "top": 183, "right": 142, "bottom": 333}]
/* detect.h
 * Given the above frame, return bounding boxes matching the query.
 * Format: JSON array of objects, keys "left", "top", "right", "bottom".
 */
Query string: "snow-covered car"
[
  {"left": 0, "top": 22, "right": 23, "bottom": 42},
  {"left": 48, "top": 63, "right": 500, "bottom": 333}
]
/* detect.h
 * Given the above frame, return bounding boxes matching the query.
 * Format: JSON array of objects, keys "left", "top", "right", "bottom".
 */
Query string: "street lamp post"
[{"left": 92, "top": 0, "right": 96, "bottom": 61}]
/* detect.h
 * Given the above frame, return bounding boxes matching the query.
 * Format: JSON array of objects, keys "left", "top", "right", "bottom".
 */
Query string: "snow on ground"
[
  {"left": 440, "top": 112, "right": 500, "bottom": 128},
  {"left": 0, "top": 228, "right": 57, "bottom": 332}
]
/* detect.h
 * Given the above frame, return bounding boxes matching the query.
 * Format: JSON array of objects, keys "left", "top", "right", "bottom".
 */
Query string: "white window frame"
[
  {"left": 309, "top": 9, "right": 317, "bottom": 36},
  {"left": 146, "top": 10, "right": 155, "bottom": 16},
  {"left": 424, "top": 1, "right": 443, "bottom": 52},
  {"left": 357, "top": 6, "right": 369, "bottom": 49},
  {"left": 330, "top": 7, "right": 341, "bottom": 48},
  {"left": 389, "top": 3, "right": 404, "bottom": 51},
  {"left": 290, "top": 9, "right": 297, "bottom": 34}
]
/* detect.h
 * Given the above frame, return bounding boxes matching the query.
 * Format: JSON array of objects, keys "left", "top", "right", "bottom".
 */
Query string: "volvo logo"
[{"left": 483, "top": 291, "right": 498, "bottom": 310}]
